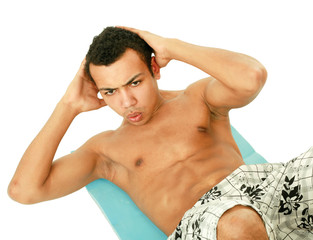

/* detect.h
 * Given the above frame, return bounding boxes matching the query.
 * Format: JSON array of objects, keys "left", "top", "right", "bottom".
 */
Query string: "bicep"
[
  {"left": 204, "top": 77, "right": 262, "bottom": 115},
  {"left": 39, "top": 148, "right": 100, "bottom": 202}
]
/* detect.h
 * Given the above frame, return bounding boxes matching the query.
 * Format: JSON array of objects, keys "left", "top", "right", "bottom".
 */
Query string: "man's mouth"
[{"left": 127, "top": 112, "right": 143, "bottom": 122}]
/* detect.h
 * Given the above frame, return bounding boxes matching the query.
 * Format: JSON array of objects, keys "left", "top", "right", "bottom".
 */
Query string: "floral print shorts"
[{"left": 168, "top": 147, "right": 313, "bottom": 240}]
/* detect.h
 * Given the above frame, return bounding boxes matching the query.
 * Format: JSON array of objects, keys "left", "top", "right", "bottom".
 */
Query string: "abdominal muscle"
[
  {"left": 104, "top": 90, "right": 245, "bottom": 235},
  {"left": 122, "top": 145, "right": 244, "bottom": 236}
]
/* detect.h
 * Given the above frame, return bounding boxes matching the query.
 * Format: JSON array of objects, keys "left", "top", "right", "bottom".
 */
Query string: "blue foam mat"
[{"left": 86, "top": 126, "right": 267, "bottom": 239}]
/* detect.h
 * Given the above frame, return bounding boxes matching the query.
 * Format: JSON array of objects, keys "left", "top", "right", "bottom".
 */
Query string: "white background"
[{"left": 1, "top": 0, "right": 312, "bottom": 239}]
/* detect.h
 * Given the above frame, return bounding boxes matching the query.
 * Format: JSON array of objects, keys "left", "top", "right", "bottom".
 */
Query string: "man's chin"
[
  {"left": 126, "top": 119, "right": 146, "bottom": 126},
  {"left": 125, "top": 116, "right": 150, "bottom": 126}
]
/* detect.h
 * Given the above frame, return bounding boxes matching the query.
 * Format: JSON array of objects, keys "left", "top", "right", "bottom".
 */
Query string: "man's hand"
[
  {"left": 8, "top": 58, "right": 105, "bottom": 204},
  {"left": 119, "top": 26, "right": 266, "bottom": 116},
  {"left": 62, "top": 58, "right": 106, "bottom": 114},
  {"left": 118, "top": 26, "right": 172, "bottom": 68}
]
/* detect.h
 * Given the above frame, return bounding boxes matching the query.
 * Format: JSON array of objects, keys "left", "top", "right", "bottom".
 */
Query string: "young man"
[{"left": 8, "top": 27, "right": 313, "bottom": 239}]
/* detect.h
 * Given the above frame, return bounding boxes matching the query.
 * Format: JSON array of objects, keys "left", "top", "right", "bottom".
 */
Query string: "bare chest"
[
  {"left": 106, "top": 100, "right": 214, "bottom": 182},
  {"left": 95, "top": 95, "right": 243, "bottom": 234},
  {"left": 115, "top": 120, "right": 210, "bottom": 167}
]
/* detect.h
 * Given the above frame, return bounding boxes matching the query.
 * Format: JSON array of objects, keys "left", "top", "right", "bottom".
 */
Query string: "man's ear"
[{"left": 151, "top": 56, "right": 161, "bottom": 80}]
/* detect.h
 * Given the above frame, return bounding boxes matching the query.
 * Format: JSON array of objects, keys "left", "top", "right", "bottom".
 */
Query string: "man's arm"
[
  {"left": 173, "top": 42, "right": 267, "bottom": 115},
  {"left": 8, "top": 59, "right": 106, "bottom": 204},
  {"left": 121, "top": 27, "right": 267, "bottom": 115}
]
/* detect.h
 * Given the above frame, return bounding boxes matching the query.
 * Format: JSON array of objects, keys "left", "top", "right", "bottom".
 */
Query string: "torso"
[{"left": 94, "top": 81, "right": 244, "bottom": 235}]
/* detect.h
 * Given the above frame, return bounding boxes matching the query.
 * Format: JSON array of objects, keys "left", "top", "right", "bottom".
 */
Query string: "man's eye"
[
  {"left": 105, "top": 90, "right": 116, "bottom": 96},
  {"left": 131, "top": 81, "right": 141, "bottom": 87}
]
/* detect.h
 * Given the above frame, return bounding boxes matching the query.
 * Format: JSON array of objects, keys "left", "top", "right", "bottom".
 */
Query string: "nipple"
[
  {"left": 197, "top": 126, "right": 208, "bottom": 133},
  {"left": 135, "top": 158, "right": 144, "bottom": 167}
]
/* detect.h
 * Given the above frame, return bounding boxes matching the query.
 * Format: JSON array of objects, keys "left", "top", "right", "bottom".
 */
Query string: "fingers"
[
  {"left": 79, "top": 57, "right": 87, "bottom": 70},
  {"left": 99, "top": 99, "right": 107, "bottom": 108},
  {"left": 115, "top": 26, "right": 148, "bottom": 38},
  {"left": 116, "top": 26, "right": 139, "bottom": 33},
  {"left": 75, "top": 57, "right": 90, "bottom": 82}
]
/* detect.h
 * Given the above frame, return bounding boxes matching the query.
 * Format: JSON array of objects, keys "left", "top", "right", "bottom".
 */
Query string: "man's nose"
[{"left": 120, "top": 89, "right": 137, "bottom": 108}]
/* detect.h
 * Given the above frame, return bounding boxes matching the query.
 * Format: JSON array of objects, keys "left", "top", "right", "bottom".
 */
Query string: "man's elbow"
[
  {"left": 8, "top": 180, "right": 40, "bottom": 205},
  {"left": 244, "top": 65, "right": 267, "bottom": 96},
  {"left": 255, "top": 65, "right": 267, "bottom": 88}
]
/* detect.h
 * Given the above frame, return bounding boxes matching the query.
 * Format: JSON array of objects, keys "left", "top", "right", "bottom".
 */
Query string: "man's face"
[{"left": 90, "top": 49, "right": 162, "bottom": 126}]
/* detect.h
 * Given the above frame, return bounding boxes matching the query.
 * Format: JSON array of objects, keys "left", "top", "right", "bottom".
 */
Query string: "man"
[{"left": 8, "top": 27, "right": 313, "bottom": 239}]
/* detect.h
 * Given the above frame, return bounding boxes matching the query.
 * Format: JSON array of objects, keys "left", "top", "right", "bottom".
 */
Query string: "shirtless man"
[{"left": 8, "top": 26, "right": 270, "bottom": 239}]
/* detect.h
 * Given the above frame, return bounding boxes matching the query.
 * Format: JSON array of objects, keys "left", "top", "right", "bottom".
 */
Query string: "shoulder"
[
  {"left": 80, "top": 130, "right": 115, "bottom": 151},
  {"left": 184, "top": 77, "right": 229, "bottom": 118},
  {"left": 74, "top": 130, "right": 116, "bottom": 179},
  {"left": 184, "top": 77, "right": 212, "bottom": 96},
  {"left": 183, "top": 77, "right": 213, "bottom": 108},
  {"left": 71, "top": 130, "right": 114, "bottom": 163},
  {"left": 159, "top": 89, "right": 184, "bottom": 100},
  {"left": 160, "top": 78, "right": 212, "bottom": 101}
]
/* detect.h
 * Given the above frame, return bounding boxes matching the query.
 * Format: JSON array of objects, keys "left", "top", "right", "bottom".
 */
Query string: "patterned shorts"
[{"left": 168, "top": 147, "right": 313, "bottom": 240}]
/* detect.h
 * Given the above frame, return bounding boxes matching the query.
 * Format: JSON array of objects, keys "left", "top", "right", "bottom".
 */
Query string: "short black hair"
[{"left": 85, "top": 27, "right": 153, "bottom": 84}]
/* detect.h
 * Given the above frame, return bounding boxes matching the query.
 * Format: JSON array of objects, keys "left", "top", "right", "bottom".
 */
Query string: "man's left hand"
[{"left": 117, "top": 26, "right": 172, "bottom": 68}]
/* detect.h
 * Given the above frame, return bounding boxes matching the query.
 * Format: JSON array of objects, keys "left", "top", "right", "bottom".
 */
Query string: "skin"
[{"left": 8, "top": 27, "right": 268, "bottom": 238}]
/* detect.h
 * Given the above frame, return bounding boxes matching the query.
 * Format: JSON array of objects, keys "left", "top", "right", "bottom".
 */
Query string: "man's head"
[
  {"left": 85, "top": 27, "right": 163, "bottom": 126},
  {"left": 85, "top": 27, "right": 154, "bottom": 83}
]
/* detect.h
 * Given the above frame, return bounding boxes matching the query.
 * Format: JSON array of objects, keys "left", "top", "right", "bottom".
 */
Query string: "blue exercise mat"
[{"left": 86, "top": 126, "right": 267, "bottom": 239}]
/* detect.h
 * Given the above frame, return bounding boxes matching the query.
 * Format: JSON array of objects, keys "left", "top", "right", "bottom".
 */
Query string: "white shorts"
[{"left": 168, "top": 147, "right": 313, "bottom": 240}]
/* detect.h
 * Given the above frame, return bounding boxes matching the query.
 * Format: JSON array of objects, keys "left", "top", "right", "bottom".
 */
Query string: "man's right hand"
[
  {"left": 62, "top": 58, "right": 106, "bottom": 115},
  {"left": 8, "top": 58, "right": 106, "bottom": 204}
]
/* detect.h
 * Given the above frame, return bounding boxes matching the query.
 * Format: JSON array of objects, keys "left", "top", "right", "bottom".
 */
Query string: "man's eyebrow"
[{"left": 99, "top": 73, "right": 143, "bottom": 91}]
